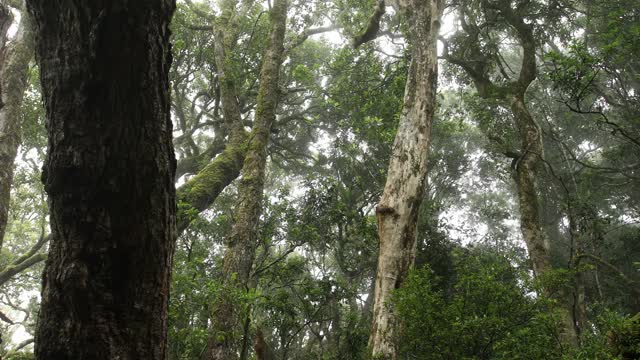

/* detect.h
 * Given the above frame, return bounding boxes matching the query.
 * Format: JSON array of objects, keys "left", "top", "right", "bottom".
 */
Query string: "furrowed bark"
[
  {"left": 28, "top": 1, "right": 177, "bottom": 359},
  {"left": 205, "top": 1, "right": 288, "bottom": 359},
  {"left": 0, "top": 4, "right": 34, "bottom": 252},
  {"left": 368, "top": 1, "right": 442, "bottom": 359}
]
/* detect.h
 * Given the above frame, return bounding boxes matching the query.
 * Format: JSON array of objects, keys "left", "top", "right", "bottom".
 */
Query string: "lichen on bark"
[{"left": 205, "top": 0, "right": 288, "bottom": 359}]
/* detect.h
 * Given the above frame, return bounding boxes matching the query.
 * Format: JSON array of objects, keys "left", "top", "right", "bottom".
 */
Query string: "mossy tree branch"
[{"left": 353, "top": 0, "right": 386, "bottom": 48}]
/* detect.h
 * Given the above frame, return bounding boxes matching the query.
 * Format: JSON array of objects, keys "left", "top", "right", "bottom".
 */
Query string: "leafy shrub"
[{"left": 394, "top": 249, "right": 564, "bottom": 359}]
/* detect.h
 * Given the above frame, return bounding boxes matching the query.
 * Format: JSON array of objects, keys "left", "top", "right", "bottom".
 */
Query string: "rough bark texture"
[
  {"left": 205, "top": 1, "right": 287, "bottom": 359},
  {"left": 0, "top": 3, "right": 34, "bottom": 252},
  {"left": 367, "top": 1, "right": 442, "bottom": 359},
  {"left": 28, "top": 1, "right": 177, "bottom": 359}
]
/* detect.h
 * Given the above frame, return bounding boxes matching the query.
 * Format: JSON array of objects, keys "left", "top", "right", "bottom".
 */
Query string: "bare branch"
[
  {"left": 6, "top": 338, "right": 35, "bottom": 356},
  {"left": 0, "top": 308, "right": 14, "bottom": 324},
  {"left": 287, "top": 25, "right": 338, "bottom": 52}
]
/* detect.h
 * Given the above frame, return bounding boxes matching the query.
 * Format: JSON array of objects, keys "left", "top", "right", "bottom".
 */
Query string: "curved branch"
[
  {"left": 10, "top": 233, "right": 49, "bottom": 267},
  {"left": 287, "top": 25, "right": 338, "bottom": 53},
  {"left": 176, "top": 127, "right": 248, "bottom": 233},
  {"left": 0, "top": 308, "right": 13, "bottom": 324},
  {"left": 183, "top": 0, "right": 215, "bottom": 21},
  {"left": 353, "top": 0, "right": 385, "bottom": 48},
  {"left": 0, "top": 252, "right": 46, "bottom": 286}
]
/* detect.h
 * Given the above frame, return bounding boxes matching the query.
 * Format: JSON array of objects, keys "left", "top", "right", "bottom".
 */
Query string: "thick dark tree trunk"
[
  {"left": 205, "top": 1, "right": 288, "bottom": 359},
  {"left": 28, "top": 1, "right": 177, "bottom": 359}
]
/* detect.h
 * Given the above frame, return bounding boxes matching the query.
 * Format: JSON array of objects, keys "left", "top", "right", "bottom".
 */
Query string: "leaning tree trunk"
[
  {"left": 368, "top": 1, "right": 442, "bottom": 359},
  {"left": 508, "top": 16, "right": 579, "bottom": 344},
  {"left": 0, "top": 3, "right": 34, "bottom": 252},
  {"left": 28, "top": 1, "right": 177, "bottom": 359},
  {"left": 205, "top": 1, "right": 288, "bottom": 359}
]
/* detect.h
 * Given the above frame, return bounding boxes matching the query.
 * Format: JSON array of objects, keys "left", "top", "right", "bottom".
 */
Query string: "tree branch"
[
  {"left": 6, "top": 338, "right": 35, "bottom": 356},
  {"left": 0, "top": 252, "right": 46, "bottom": 286},
  {"left": 353, "top": 0, "right": 385, "bottom": 48},
  {"left": 183, "top": 0, "right": 215, "bottom": 21},
  {"left": 0, "top": 308, "right": 14, "bottom": 324},
  {"left": 10, "top": 232, "right": 49, "bottom": 267},
  {"left": 287, "top": 25, "right": 338, "bottom": 53}
]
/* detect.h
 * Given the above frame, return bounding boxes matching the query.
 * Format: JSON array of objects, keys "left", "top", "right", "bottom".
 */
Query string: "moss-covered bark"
[
  {"left": 176, "top": 128, "right": 247, "bottom": 233},
  {"left": 205, "top": 1, "right": 288, "bottom": 359},
  {"left": 174, "top": 0, "right": 251, "bottom": 234}
]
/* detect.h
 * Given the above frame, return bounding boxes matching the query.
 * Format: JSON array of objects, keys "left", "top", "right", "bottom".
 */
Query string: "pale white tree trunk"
[{"left": 368, "top": 1, "right": 443, "bottom": 358}]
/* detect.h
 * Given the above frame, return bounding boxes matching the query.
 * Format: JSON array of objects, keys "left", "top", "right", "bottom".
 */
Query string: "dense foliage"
[{"left": 0, "top": 0, "right": 637, "bottom": 359}]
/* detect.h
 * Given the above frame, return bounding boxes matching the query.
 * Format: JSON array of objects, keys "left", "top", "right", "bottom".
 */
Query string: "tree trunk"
[
  {"left": 510, "top": 94, "right": 578, "bottom": 347},
  {"left": 205, "top": 1, "right": 288, "bottom": 359},
  {"left": 368, "top": 1, "right": 442, "bottom": 359},
  {"left": 174, "top": 0, "right": 250, "bottom": 233},
  {"left": 567, "top": 206, "right": 587, "bottom": 343},
  {"left": 28, "top": 1, "right": 177, "bottom": 359},
  {"left": 0, "top": 3, "right": 34, "bottom": 251},
  {"left": 510, "top": 95, "right": 550, "bottom": 277},
  {"left": 442, "top": 1, "right": 580, "bottom": 346}
]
